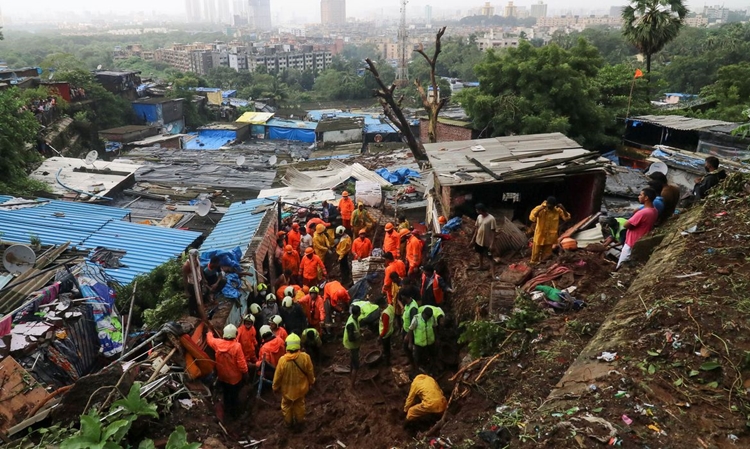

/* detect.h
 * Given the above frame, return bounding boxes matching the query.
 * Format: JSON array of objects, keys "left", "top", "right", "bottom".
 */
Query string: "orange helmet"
[
  {"left": 358, "top": 229, "right": 367, "bottom": 235},
  {"left": 398, "top": 228, "right": 410, "bottom": 237},
  {"left": 277, "top": 231, "right": 287, "bottom": 238},
  {"left": 285, "top": 245, "right": 293, "bottom": 252},
  {"left": 302, "top": 285, "right": 310, "bottom": 294},
  {"left": 342, "top": 191, "right": 349, "bottom": 197},
  {"left": 438, "top": 216, "right": 447, "bottom": 225},
  {"left": 305, "top": 247, "right": 314, "bottom": 255},
  {"left": 292, "top": 222, "right": 299, "bottom": 229},
  {"left": 384, "top": 223, "right": 394, "bottom": 231}
]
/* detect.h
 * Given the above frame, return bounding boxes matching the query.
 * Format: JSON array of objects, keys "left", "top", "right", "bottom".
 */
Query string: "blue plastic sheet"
[
  {"left": 375, "top": 168, "right": 421, "bottom": 184},
  {"left": 221, "top": 273, "right": 242, "bottom": 300},
  {"left": 268, "top": 126, "right": 315, "bottom": 143},
  {"left": 199, "top": 247, "right": 243, "bottom": 271}
]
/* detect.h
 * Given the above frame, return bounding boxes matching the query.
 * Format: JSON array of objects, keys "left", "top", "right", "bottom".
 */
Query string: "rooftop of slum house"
[
  {"left": 0, "top": 196, "right": 200, "bottom": 284},
  {"left": 631, "top": 115, "right": 740, "bottom": 133},
  {"left": 199, "top": 197, "right": 278, "bottom": 253},
  {"left": 423, "top": 132, "right": 601, "bottom": 187},
  {"left": 236, "top": 111, "right": 275, "bottom": 124},
  {"left": 305, "top": 109, "right": 398, "bottom": 134},
  {"left": 192, "top": 87, "right": 237, "bottom": 97},
  {"left": 93, "top": 69, "right": 141, "bottom": 77},
  {"left": 30, "top": 157, "right": 142, "bottom": 201},
  {"left": 183, "top": 123, "right": 249, "bottom": 150},
  {"left": 120, "top": 140, "right": 313, "bottom": 192},
  {"left": 132, "top": 96, "right": 183, "bottom": 105},
  {"left": 265, "top": 117, "right": 319, "bottom": 130},
  {"left": 198, "top": 122, "right": 249, "bottom": 131},
  {"left": 99, "top": 125, "right": 155, "bottom": 136},
  {"left": 315, "top": 116, "right": 365, "bottom": 133}
]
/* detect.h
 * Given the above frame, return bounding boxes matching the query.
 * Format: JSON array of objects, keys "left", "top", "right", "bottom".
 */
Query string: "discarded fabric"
[
  {"left": 375, "top": 167, "right": 420, "bottom": 184},
  {"left": 597, "top": 352, "right": 617, "bottom": 362}
]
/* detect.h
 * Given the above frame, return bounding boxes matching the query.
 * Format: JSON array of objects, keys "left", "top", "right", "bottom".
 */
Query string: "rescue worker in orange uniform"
[
  {"left": 287, "top": 223, "right": 301, "bottom": 252},
  {"left": 404, "top": 374, "right": 448, "bottom": 422},
  {"left": 338, "top": 191, "right": 355, "bottom": 230},
  {"left": 297, "top": 286, "right": 324, "bottom": 333},
  {"left": 406, "top": 230, "right": 424, "bottom": 276},
  {"left": 206, "top": 324, "right": 248, "bottom": 419},
  {"left": 383, "top": 223, "right": 400, "bottom": 258},
  {"left": 281, "top": 245, "right": 300, "bottom": 281},
  {"left": 420, "top": 264, "right": 450, "bottom": 307},
  {"left": 256, "top": 325, "right": 286, "bottom": 378},
  {"left": 351, "top": 229, "right": 373, "bottom": 260},
  {"left": 273, "top": 334, "right": 316, "bottom": 428},
  {"left": 236, "top": 314, "right": 258, "bottom": 367},
  {"left": 398, "top": 228, "right": 410, "bottom": 263},
  {"left": 383, "top": 252, "right": 407, "bottom": 304},
  {"left": 299, "top": 247, "right": 327, "bottom": 287},
  {"left": 323, "top": 280, "right": 351, "bottom": 327}
]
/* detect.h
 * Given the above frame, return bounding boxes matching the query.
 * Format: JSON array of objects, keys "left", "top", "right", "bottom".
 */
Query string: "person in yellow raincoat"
[
  {"left": 529, "top": 196, "right": 571, "bottom": 264},
  {"left": 350, "top": 202, "right": 375, "bottom": 237},
  {"left": 335, "top": 226, "right": 352, "bottom": 282},
  {"left": 312, "top": 224, "right": 332, "bottom": 261},
  {"left": 272, "top": 333, "right": 316, "bottom": 427},
  {"left": 404, "top": 374, "right": 447, "bottom": 422}
]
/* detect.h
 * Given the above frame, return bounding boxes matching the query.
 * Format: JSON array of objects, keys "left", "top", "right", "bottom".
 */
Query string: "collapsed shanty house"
[{"left": 423, "top": 133, "right": 607, "bottom": 227}]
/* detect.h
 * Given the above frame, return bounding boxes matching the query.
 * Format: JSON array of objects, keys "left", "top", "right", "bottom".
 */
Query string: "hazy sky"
[{"left": 1, "top": 0, "right": 744, "bottom": 20}]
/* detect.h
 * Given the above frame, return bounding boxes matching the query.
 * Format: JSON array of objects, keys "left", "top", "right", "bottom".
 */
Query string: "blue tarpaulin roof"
[
  {"left": 184, "top": 130, "right": 237, "bottom": 150},
  {"left": 266, "top": 118, "right": 318, "bottom": 130},
  {"left": 200, "top": 198, "right": 277, "bottom": 253},
  {"left": 0, "top": 196, "right": 200, "bottom": 284}
]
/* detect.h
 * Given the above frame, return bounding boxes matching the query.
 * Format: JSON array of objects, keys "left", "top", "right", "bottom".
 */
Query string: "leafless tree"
[
  {"left": 364, "top": 58, "right": 427, "bottom": 162},
  {"left": 414, "top": 26, "right": 448, "bottom": 144}
]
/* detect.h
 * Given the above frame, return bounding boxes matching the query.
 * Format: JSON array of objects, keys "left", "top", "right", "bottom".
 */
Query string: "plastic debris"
[
  {"left": 728, "top": 434, "right": 739, "bottom": 444},
  {"left": 597, "top": 352, "right": 617, "bottom": 362},
  {"left": 614, "top": 390, "right": 628, "bottom": 398},
  {"left": 621, "top": 415, "right": 632, "bottom": 425}
]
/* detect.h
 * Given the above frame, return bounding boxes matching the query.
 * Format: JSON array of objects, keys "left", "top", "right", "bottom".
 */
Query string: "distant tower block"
[{"left": 396, "top": 0, "right": 409, "bottom": 85}]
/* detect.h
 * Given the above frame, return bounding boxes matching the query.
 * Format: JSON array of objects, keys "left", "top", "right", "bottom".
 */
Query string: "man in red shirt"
[
  {"left": 206, "top": 324, "right": 248, "bottom": 419},
  {"left": 617, "top": 187, "right": 659, "bottom": 270}
]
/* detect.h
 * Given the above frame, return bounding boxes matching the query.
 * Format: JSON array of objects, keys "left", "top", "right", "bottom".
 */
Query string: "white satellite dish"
[
  {"left": 84, "top": 150, "right": 99, "bottom": 167},
  {"left": 646, "top": 161, "right": 668, "bottom": 176},
  {"left": 196, "top": 199, "right": 213, "bottom": 217},
  {"left": 166, "top": 124, "right": 174, "bottom": 132},
  {"left": 3, "top": 244, "right": 36, "bottom": 275},
  {"left": 236, "top": 155, "right": 246, "bottom": 166},
  {"left": 268, "top": 155, "right": 277, "bottom": 166},
  {"left": 97, "top": 64, "right": 103, "bottom": 70}
]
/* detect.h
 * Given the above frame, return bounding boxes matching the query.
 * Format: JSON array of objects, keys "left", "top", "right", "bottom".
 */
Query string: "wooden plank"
[
  {"left": 157, "top": 213, "right": 184, "bottom": 228},
  {"left": 0, "top": 357, "right": 49, "bottom": 433}
]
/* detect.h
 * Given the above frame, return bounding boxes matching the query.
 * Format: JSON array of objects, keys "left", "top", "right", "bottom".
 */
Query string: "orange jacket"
[
  {"left": 383, "top": 231, "right": 400, "bottom": 258},
  {"left": 207, "top": 333, "right": 248, "bottom": 385},
  {"left": 256, "top": 335, "right": 286, "bottom": 368},
  {"left": 351, "top": 237, "right": 373, "bottom": 260},
  {"left": 287, "top": 229, "right": 301, "bottom": 252},
  {"left": 299, "top": 254, "right": 326, "bottom": 280},
  {"left": 406, "top": 235, "right": 424, "bottom": 272},
  {"left": 338, "top": 197, "right": 355, "bottom": 220},
  {"left": 421, "top": 273, "right": 444, "bottom": 305},
  {"left": 324, "top": 280, "right": 350, "bottom": 310},
  {"left": 383, "top": 260, "right": 407, "bottom": 304},
  {"left": 236, "top": 325, "right": 257, "bottom": 363},
  {"left": 281, "top": 250, "right": 300, "bottom": 274}
]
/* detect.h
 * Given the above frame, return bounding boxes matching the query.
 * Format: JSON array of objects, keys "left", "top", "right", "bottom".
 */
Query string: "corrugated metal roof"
[
  {"left": 200, "top": 198, "right": 277, "bottom": 253},
  {"left": 632, "top": 115, "right": 737, "bottom": 131},
  {"left": 423, "top": 133, "right": 594, "bottom": 187},
  {"left": 0, "top": 197, "right": 198, "bottom": 284},
  {"left": 0, "top": 197, "right": 130, "bottom": 246},
  {"left": 266, "top": 118, "right": 318, "bottom": 130},
  {"left": 80, "top": 220, "right": 200, "bottom": 284},
  {"left": 281, "top": 160, "right": 391, "bottom": 191},
  {"left": 236, "top": 112, "right": 275, "bottom": 124}
]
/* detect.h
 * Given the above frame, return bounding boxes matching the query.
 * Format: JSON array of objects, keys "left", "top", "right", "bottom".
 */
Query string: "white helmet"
[
  {"left": 260, "top": 325, "right": 273, "bottom": 339},
  {"left": 243, "top": 314, "right": 256, "bottom": 324},
  {"left": 249, "top": 303, "right": 261, "bottom": 314},
  {"left": 223, "top": 324, "right": 237, "bottom": 339},
  {"left": 282, "top": 297, "right": 293, "bottom": 308},
  {"left": 284, "top": 286, "right": 295, "bottom": 297},
  {"left": 336, "top": 226, "right": 346, "bottom": 235},
  {"left": 272, "top": 315, "right": 283, "bottom": 326},
  {"left": 265, "top": 293, "right": 277, "bottom": 302}
]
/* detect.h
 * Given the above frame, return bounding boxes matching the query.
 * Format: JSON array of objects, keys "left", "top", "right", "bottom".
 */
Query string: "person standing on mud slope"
[
  {"left": 529, "top": 197, "right": 571, "bottom": 265},
  {"left": 273, "top": 333, "right": 315, "bottom": 429},
  {"left": 470, "top": 203, "right": 497, "bottom": 274},
  {"left": 343, "top": 304, "right": 362, "bottom": 387},
  {"left": 616, "top": 188, "right": 659, "bottom": 270},
  {"left": 206, "top": 324, "right": 249, "bottom": 419}
]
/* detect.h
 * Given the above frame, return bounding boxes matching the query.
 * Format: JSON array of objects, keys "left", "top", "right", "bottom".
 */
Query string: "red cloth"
[
  {"left": 379, "top": 313, "right": 391, "bottom": 338},
  {"left": 522, "top": 264, "right": 572, "bottom": 292}
]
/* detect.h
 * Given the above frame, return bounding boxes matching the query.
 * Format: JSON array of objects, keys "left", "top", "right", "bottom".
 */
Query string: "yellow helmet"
[{"left": 286, "top": 333, "right": 301, "bottom": 351}]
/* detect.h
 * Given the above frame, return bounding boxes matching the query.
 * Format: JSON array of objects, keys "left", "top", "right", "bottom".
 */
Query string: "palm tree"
[{"left": 622, "top": 0, "right": 688, "bottom": 73}]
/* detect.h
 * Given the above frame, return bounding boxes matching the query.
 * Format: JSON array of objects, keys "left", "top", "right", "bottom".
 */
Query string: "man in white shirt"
[
  {"left": 299, "top": 227, "right": 313, "bottom": 253},
  {"left": 471, "top": 203, "right": 496, "bottom": 275}
]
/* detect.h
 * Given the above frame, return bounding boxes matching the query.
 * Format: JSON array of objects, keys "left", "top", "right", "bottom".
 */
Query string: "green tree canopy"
[
  {"left": 0, "top": 89, "right": 48, "bottom": 195},
  {"left": 622, "top": 0, "right": 688, "bottom": 72},
  {"left": 457, "top": 39, "right": 614, "bottom": 149},
  {"left": 698, "top": 63, "right": 750, "bottom": 121}
]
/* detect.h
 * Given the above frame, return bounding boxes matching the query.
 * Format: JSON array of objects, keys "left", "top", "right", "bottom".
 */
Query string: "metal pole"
[{"left": 122, "top": 280, "right": 138, "bottom": 354}]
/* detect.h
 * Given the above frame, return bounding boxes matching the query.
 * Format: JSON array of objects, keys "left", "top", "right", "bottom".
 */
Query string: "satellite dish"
[
  {"left": 3, "top": 244, "right": 36, "bottom": 275},
  {"left": 84, "top": 150, "right": 98, "bottom": 166},
  {"left": 268, "top": 155, "right": 277, "bottom": 166},
  {"left": 196, "top": 199, "right": 213, "bottom": 217},
  {"left": 646, "top": 161, "right": 668, "bottom": 176},
  {"left": 236, "top": 155, "right": 246, "bottom": 166},
  {"left": 97, "top": 64, "right": 103, "bottom": 70}
]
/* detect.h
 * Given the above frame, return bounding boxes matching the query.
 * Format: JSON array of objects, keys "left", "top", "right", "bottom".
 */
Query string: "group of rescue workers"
[{"left": 189, "top": 194, "right": 452, "bottom": 429}]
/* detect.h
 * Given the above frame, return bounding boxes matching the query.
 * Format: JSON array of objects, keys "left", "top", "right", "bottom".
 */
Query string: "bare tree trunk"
[
  {"left": 365, "top": 58, "right": 427, "bottom": 162},
  {"left": 415, "top": 26, "right": 449, "bottom": 144}
]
